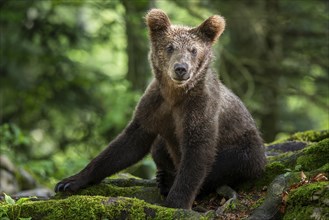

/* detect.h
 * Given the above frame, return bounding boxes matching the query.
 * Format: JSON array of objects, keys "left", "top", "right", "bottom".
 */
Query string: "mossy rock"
[
  {"left": 283, "top": 182, "right": 329, "bottom": 220},
  {"left": 0, "top": 195, "right": 214, "bottom": 220},
  {"left": 55, "top": 179, "right": 164, "bottom": 205},
  {"left": 296, "top": 138, "right": 329, "bottom": 171},
  {"left": 0, "top": 130, "right": 328, "bottom": 219},
  {"left": 255, "top": 130, "right": 329, "bottom": 220},
  {"left": 245, "top": 130, "right": 329, "bottom": 189},
  {"left": 272, "top": 130, "right": 329, "bottom": 144}
]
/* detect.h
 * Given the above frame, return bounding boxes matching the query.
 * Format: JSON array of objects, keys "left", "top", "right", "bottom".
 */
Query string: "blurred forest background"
[{"left": 0, "top": 0, "right": 328, "bottom": 188}]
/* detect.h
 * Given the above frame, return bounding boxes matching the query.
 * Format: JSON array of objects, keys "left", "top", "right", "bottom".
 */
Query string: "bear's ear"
[
  {"left": 194, "top": 15, "right": 225, "bottom": 44},
  {"left": 145, "top": 9, "right": 171, "bottom": 36}
]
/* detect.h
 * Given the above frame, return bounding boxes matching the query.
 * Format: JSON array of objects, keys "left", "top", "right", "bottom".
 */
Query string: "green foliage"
[
  {"left": 1, "top": 193, "right": 35, "bottom": 220},
  {"left": 0, "top": 0, "right": 131, "bottom": 152},
  {"left": 4, "top": 193, "right": 15, "bottom": 205},
  {"left": 0, "top": 124, "right": 31, "bottom": 162},
  {"left": 0, "top": 0, "right": 142, "bottom": 182}
]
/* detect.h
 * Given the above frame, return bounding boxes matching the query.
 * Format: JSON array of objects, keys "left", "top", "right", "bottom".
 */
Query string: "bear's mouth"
[
  {"left": 169, "top": 68, "right": 191, "bottom": 86},
  {"left": 171, "top": 77, "right": 190, "bottom": 85}
]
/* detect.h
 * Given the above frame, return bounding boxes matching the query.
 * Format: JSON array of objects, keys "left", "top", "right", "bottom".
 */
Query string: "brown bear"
[{"left": 55, "top": 9, "right": 266, "bottom": 209}]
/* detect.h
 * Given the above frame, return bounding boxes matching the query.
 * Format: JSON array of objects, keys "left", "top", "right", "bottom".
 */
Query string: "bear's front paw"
[{"left": 54, "top": 175, "right": 87, "bottom": 193}]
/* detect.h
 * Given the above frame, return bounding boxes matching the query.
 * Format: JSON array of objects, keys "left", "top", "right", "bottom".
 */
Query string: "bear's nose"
[{"left": 174, "top": 63, "right": 188, "bottom": 78}]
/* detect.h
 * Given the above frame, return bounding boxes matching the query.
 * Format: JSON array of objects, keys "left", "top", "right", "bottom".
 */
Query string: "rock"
[
  {"left": 0, "top": 155, "right": 19, "bottom": 194},
  {"left": 18, "top": 168, "right": 37, "bottom": 190},
  {"left": 0, "top": 169, "right": 18, "bottom": 194},
  {"left": 0, "top": 155, "right": 16, "bottom": 173},
  {"left": 12, "top": 187, "right": 54, "bottom": 199},
  {"left": 0, "top": 155, "right": 37, "bottom": 195},
  {"left": 248, "top": 174, "right": 289, "bottom": 220}
]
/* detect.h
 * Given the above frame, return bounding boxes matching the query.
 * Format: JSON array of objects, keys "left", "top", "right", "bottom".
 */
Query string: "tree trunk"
[
  {"left": 122, "top": 0, "right": 151, "bottom": 91},
  {"left": 259, "top": 0, "right": 282, "bottom": 142}
]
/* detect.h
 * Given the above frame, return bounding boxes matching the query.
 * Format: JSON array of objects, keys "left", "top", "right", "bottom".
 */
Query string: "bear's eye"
[
  {"left": 166, "top": 45, "right": 174, "bottom": 54},
  {"left": 191, "top": 48, "right": 197, "bottom": 56}
]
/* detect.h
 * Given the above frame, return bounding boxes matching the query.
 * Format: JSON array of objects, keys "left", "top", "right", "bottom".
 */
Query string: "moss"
[
  {"left": 109, "top": 173, "right": 142, "bottom": 180},
  {"left": 267, "top": 151, "right": 297, "bottom": 170},
  {"left": 318, "top": 163, "right": 329, "bottom": 173},
  {"left": 1, "top": 195, "right": 212, "bottom": 220},
  {"left": 251, "top": 197, "right": 265, "bottom": 209},
  {"left": 296, "top": 138, "right": 329, "bottom": 171},
  {"left": 239, "top": 161, "right": 286, "bottom": 190},
  {"left": 288, "top": 130, "right": 329, "bottom": 142},
  {"left": 270, "top": 130, "right": 329, "bottom": 145},
  {"left": 55, "top": 181, "right": 164, "bottom": 204},
  {"left": 104, "top": 177, "right": 156, "bottom": 187},
  {"left": 256, "top": 162, "right": 286, "bottom": 187},
  {"left": 265, "top": 136, "right": 328, "bottom": 175},
  {"left": 53, "top": 184, "right": 118, "bottom": 199},
  {"left": 79, "top": 183, "right": 143, "bottom": 197},
  {"left": 283, "top": 182, "right": 329, "bottom": 220},
  {"left": 286, "top": 182, "right": 328, "bottom": 207},
  {"left": 262, "top": 162, "right": 286, "bottom": 183},
  {"left": 3, "top": 130, "right": 327, "bottom": 219},
  {"left": 284, "top": 205, "right": 328, "bottom": 220},
  {"left": 3, "top": 196, "right": 107, "bottom": 220}
]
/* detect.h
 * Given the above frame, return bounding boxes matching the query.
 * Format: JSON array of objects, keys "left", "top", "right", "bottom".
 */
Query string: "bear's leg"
[
  {"left": 55, "top": 120, "right": 156, "bottom": 193},
  {"left": 151, "top": 137, "right": 176, "bottom": 196},
  {"left": 200, "top": 144, "right": 266, "bottom": 196}
]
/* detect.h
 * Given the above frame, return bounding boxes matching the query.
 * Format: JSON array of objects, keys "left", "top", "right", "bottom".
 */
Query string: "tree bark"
[
  {"left": 122, "top": 0, "right": 151, "bottom": 91},
  {"left": 259, "top": 0, "right": 282, "bottom": 142}
]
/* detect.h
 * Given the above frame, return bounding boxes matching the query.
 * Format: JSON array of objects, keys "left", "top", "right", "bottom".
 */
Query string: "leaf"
[
  {"left": 294, "top": 164, "right": 302, "bottom": 171},
  {"left": 280, "top": 191, "right": 289, "bottom": 213},
  {"left": 4, "top": 193, "right": 15, "bottom": 205},
  {"left": 19, "top": 218, "right": 32, "bottom": 220},
  {"left": 311, "top": 173, "right": 328, "bottom": 182},
  {"left": 16, "top": 197, "right": 37, "bottom": 205},
  {"left": 0, "top": 209, "right": 9, "bottom": 218},
  {"left": 300, "top": 171, "right": 307, "bottom": 181}
]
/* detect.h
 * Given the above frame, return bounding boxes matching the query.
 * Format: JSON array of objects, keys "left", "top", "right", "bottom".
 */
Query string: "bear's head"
[{"left": 146, "top": 9, "right": 225, "bottom": 87}]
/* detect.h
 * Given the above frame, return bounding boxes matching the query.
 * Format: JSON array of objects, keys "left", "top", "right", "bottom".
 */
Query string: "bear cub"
[{"left": 55, "top": 9, "right": 266, "bottom": 209}]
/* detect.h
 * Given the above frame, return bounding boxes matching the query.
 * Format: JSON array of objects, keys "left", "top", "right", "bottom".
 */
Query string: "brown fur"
[{"left": 55, "top": 9, "right": 266, "bottom": 209}]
